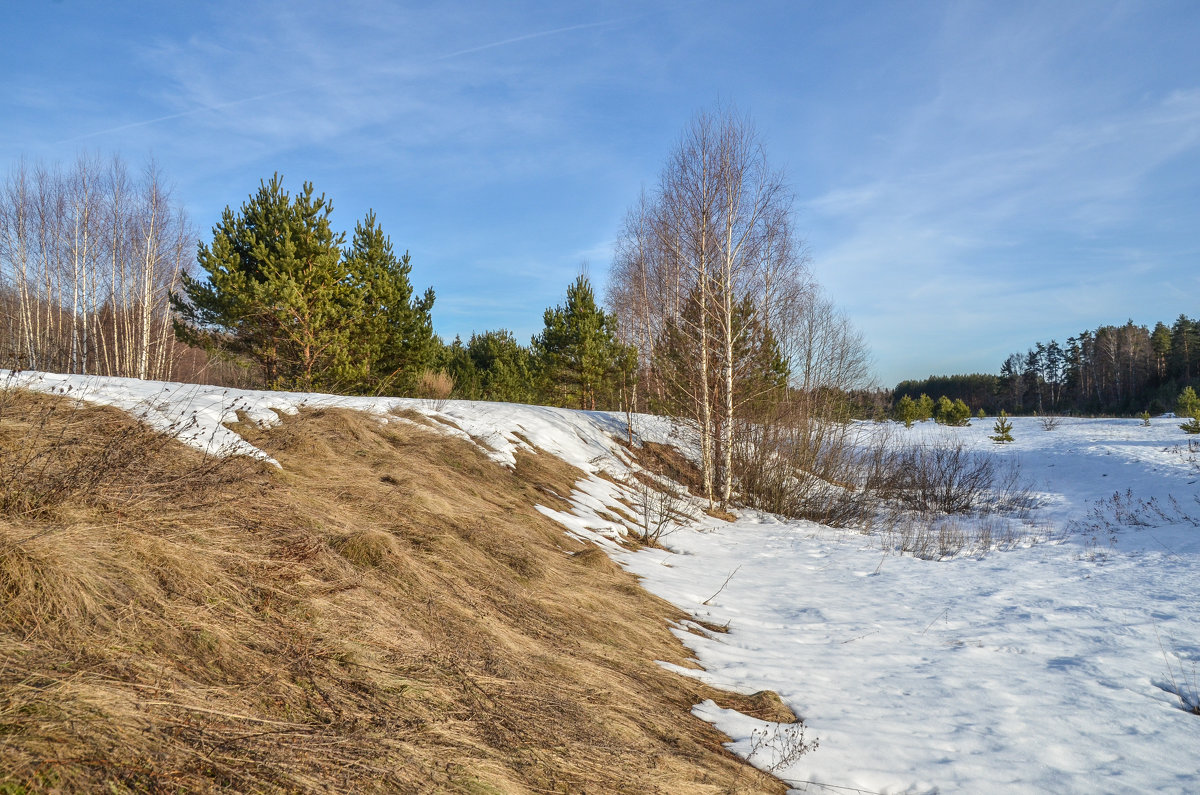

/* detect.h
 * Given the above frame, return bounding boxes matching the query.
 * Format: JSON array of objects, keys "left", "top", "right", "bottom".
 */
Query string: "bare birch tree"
[
  {"left": 0, "top": 154, "right": 194, "bottom": 380},
  {"left": 608, "top": 107, "right": 872, "bottom": 515}
]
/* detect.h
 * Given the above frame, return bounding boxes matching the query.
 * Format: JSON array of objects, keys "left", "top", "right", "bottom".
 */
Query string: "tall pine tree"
[
  {"left": 533, "top": 275, "right": 633, "bottom": 410},
  {"left": 343, "top": 211, "right": 437, "bottom": 395},
  {"left": 173, "top": 174, "right": 360, "bottom": 391}
]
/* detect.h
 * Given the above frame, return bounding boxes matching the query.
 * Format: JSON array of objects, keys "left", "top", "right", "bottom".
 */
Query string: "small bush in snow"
[
  {"left": 1038, "top": 414, "right": 1063, "bottom": 431},
  {"left": 935, "top": 396, "right": 972, "bottom": 427},
  {"left": 894, "top": 394, "right": 919, "bottom": 428},
  {"left": 991, "top": 411, "right": 1015, "bottom": 443},
  {"left": 628, "top": 477, "right": 695, "bottom": 545},
  {"left": 1177, "top": 386, "right": 1200, "bottom": 418},
  {"left": 747, "top": 720, "right": 818, "bottom": 778}
]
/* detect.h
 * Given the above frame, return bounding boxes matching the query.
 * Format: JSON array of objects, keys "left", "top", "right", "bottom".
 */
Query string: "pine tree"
[
  {"left": 1177, "top": 386, "right": 1200, "bottom": 417},
  {"left": 343, "top": 211, "right": 436, "bottom": 395},
  {"left": 935, "top": 396, "right": 971, "bottom": 427},
  {"left": 916, "top": 393, "right": 935, "bottom": 422},
  {"left": 173, "top": 174, "right": 359, "bottom": 391},
  {"left": 1170, "top": 315, "right": 1198, "bottom": 382},
  {"left": 895, "top": 394, "right": 918, "bottom": 428},
  {"left": 935, "top": 396, "right": 952, "bottom": 424},
  {"left": 533, "top": 275, "right": 632, "bottom": 410},
  {"left": 1151, "top": 322, "right": 1172, "bottom": 380},
  {"left": 991, "top": 410, "right": 1014, "bottom": 444},
  {"left": 442, "top": 330, "right": 537, "bottom": 404}
]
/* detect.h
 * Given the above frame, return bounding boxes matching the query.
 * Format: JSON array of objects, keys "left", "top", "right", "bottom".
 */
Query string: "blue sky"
[{"left": 4, "top": 0, "right": 1198, "bottom": 386}]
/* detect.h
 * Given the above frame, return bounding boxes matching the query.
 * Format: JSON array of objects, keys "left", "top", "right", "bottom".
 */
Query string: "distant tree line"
[{"left": 894, "top": 316, "right": 1200, "bottom": 416}]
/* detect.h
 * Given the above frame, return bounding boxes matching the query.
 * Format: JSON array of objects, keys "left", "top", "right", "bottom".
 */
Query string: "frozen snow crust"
[{"left": 10, "top": 371, "right": 1200, "bottom": 794}]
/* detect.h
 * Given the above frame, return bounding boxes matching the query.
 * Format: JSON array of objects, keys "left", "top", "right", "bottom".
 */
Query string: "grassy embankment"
[{"left": 0, "top": 386, "right": 796, "bottom": 794}]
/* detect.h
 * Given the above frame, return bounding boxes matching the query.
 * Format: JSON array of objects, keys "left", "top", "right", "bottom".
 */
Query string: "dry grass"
[
  {"left": 1, "top": 391, "right": 788, "bottom": 794},
  {"left": 414, "top": 370, "right": 455, "bottom": 411}
]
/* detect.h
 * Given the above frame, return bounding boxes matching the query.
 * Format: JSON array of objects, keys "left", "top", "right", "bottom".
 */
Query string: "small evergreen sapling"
[
  {"left": 916, "top": 393, "right": 935, "bottom": 422},
  {"left": 1139, "top": 411, "right": 1151, "bottom": 426},
  {"left": 1178, "top": 386, "right": 1200, "bottom": 418},
  {"left": 895, "top": 394, "right": 919, "bottom": 428},
  {"left": 935, "top": 396, "right": 972, "bottom": 427},
  {"left": 991, "top": 410, "right": 1015, "bottom": 444}
]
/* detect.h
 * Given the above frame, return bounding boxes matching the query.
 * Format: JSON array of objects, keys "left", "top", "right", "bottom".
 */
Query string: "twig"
[
  {"left": 141, "top": 700, "right": 313, "bottom": 728},
  {"left": 702, "top": 565, "right": 741, "bottom": 605},
  {"left": 921, "top": 607, "right": 950, "bottom": 635}
]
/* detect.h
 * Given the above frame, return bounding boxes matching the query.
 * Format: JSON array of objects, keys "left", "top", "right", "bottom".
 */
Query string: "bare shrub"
[
  {"left": 414, "top": 369, "right": 454, "bottom": 411},
  {"left": 882, "top": 440, "right": 997, "bottom": 514},
  {"left": 1163, "top": 438, "right": 1200, "bottom": 473},
  {"left": 1039, "top": 414, "right": 1063, "bottom": 431},
  {"left": 1155, "top": 626, "right": 1200, "bottom": 716},
  {"left": 1068, "top": 489, "right": 1200, "bottom": 539},
  {"left": 731, "top": 403, "right": 884, "bottom": 527},
  {"left": 0, "top": 381, "right": 252, "bottom": 518},
  {"left": 747, "top": 719, "right": 818, "bottom": 780},
  {"left": 628, "top": 476, "right": 696, "bottom": 544}
]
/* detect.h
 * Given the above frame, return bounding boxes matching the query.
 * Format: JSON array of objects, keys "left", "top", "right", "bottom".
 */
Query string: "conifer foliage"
[
  {"left": 894, "top": 395, "right": 919, "bottom": 428},
  {"left": 442, "top": 330, "right": 538, "bottom": 405},
  {"left": 343, "top": 212, "right": 438, "bottom": 394},
  {"left": 173, "top": 175, "right": 434, "bottom": 393},
  {"left": 991, "top": 411, "right": 1015, "bottom": 444},
  {"left": 1177, "top": 386, "right": 1200, "bottom": 418},
  {"left": 533, "top": 275, "right": 634, "bottom": 411},
  {"left": 935, "top": 396, "right": 972, "bottom": 427},
  {"left": 1178, "top": 387, "right": 1200, "bottom": 434}
]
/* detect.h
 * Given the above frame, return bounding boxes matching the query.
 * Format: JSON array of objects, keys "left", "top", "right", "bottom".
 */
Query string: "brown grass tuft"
[
  {"left": 0, "top": 390, "right": 787, "bottom": 794},
  {"left": 414, "top": 369, "right": 455, "bottom": 411},
  {"left": 332, "top": 527, "right": 403, "bottom": 569}
]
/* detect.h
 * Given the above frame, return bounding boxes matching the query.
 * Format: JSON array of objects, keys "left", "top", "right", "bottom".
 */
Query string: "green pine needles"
[
  {"left": 172, "top": 175, "right": 436, "bottom": 394},
  {"left": 895, "top": 394, "right": 973, "bottom": 428},
  {"left": 991, "top": 410, "right": 1015, "bottom": 443},
  {"left": 935, "top": 396, "right": 972, "bottom": 427},
  {"left": 1176, "top": 387, "right": 1200, "bottom": 434},
  {"left": 532, "top": 275, "right": 635, "bottom": 411}
]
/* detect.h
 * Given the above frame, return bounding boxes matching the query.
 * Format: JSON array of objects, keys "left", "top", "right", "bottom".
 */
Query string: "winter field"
[{"left": 8, "top": 370, "right": 1200, "bottom": 794}]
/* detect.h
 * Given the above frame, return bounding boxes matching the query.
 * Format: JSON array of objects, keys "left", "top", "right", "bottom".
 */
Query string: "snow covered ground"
[{"left": 8, "top": 371, "right": 1200, "bottom": 793}]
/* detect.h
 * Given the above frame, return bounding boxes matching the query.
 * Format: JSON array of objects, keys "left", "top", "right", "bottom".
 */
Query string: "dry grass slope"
[{"left": 1, "top": 390, "right": 789, "bottom": 794}]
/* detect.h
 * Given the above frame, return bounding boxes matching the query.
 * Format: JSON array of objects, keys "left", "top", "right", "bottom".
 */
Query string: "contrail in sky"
[
  {"left": 435, "top": 18, "right": 627, "bottom": 60},
  {"left": 56, "top": 16, "right": 632, "bottom": 144},
  {"left": 56, "top": 88, "right": 302, "bottom": 144}
]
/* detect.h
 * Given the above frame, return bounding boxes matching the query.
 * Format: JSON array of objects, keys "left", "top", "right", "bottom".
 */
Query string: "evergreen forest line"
[
  {"left": 893, "top": 317, "right": 1200, "bottom": 417},
  {"left": 171, "top": 173, "right": 637, "bottom": 411}
]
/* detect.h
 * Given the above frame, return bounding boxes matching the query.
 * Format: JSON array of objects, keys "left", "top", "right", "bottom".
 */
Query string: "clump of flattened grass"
[{"left": 332, "top": 527, "right": 402, "bottom": 569}]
